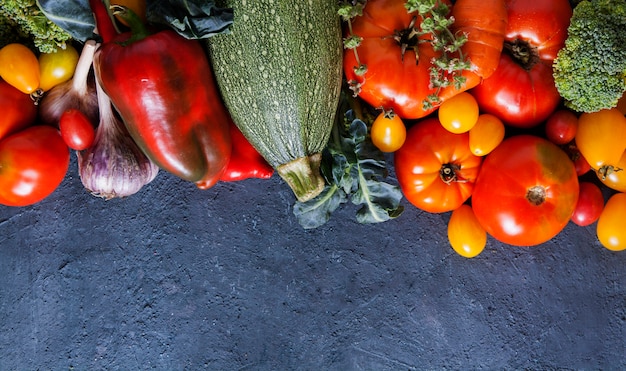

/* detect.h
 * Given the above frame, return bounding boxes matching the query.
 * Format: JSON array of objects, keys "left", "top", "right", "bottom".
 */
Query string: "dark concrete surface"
[{"left": 1, "top": 155, "right": 626, "bottom": 370}]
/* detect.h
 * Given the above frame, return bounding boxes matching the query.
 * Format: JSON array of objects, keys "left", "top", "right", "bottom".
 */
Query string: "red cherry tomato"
[
  {"left": 59, "top": 109, "right": 96, "bottom": 150},
  {"left": 472, "top": 135, "right": 579, "bottom": 246},
  {"left": 545, "top": 109, "right": 578, "bottom": 145},
  {"left": 0, "top": 125, "right": 70, "bottom": 206},
  {"left": 571, "top": 182, "right": 605, "bottom": 227},
  {"left": 0, "top": 79, "right": 38, "bottom": 141}
]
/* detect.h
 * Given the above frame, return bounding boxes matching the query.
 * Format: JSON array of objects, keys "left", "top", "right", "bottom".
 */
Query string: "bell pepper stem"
[{"left": 111, "top": 5, "right": 151, "bottom": 44}]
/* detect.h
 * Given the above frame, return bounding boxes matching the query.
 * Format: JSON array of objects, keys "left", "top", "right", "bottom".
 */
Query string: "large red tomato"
[
  {"left": 343, "top": 0, "right": 506, "bottom": 119},
  {"left": 0, "top": 79, "right": 38, "bottom": 141},
  {"left": 0, "top": 125, "right": 70, "bottom": 207},
  {"left": 469, "top": 0, "right": 572, "bottom": 128},
  {"left": 395, "top": 117, "right": 482, "bottom": 213},
  {"left": 472, "top": 135, "right": 579, "bottom": 246}
]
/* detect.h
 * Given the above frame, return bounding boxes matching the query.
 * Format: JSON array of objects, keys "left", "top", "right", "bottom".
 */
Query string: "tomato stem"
[
  {"left": 504, "top": 39, "right": 539, "bottom": 71},
  {"left": 526, "top": 185, "right": 546, "bottom": 206}
]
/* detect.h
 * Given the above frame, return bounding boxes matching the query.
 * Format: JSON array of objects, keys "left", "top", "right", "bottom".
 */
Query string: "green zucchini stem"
[{"left": 277, "top": 153, "right": 325, "bottom": 202}]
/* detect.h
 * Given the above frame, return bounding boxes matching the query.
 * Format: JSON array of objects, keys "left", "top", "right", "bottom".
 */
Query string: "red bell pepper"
[
  {"left": 219, "top": 119, "right": 274, "bottom": 182},
  {"left": 89, "top": 0, "right": 231, "bottom": 189}
]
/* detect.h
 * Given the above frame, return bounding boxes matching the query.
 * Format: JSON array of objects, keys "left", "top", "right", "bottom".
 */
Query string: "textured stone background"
[{"left": 1, "top": 156, "right": 625, "bottom": 370}]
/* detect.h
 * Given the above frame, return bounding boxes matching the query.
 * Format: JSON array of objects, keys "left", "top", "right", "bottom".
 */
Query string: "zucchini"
[{"left": 206, "top": 0, "right": 343, "bottom": 202}]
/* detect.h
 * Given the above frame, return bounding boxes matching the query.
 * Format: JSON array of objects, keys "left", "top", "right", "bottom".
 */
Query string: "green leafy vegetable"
[
  {"left": 293, "top": 100, "right": 404, "bottom": 229},
  {"left": 36, "top": 0, "right": 233, "bottom": 43}
]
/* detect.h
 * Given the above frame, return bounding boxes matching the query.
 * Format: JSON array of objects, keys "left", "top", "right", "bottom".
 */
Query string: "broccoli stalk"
[
  {"left": 553, "top": 0, "right": 626, "bottom": 113},
  {"left": 0, "top": 0, "right": 72, "bottom": 53}
]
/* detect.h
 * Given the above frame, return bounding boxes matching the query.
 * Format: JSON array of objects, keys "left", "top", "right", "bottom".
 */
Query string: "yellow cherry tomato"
[
  {"left": 0, "top": 43, "right": 40, "bottom": 94},
  {"left": 597, "top": 150, "right": 626, "bottom": 192},
  {"left": 596, "top": 192, "right": 626, "bottom": 251},
  {"left": 468, "top": 114, "right": 505, "bottom": 156},
  {"left": 575, "top": 108, "right": 626, "bottom": 171},
  {"left": 38, "top": 45, "right": 80, "bottom": 92},
  {"left": 438, "top": 92, "right": 479, "bottom": 134},
  {"left": 370, "top": 110, "right": 406, "bottom": 153},
  {"left": 447, "top": 204, "right": 487, "bottom": 258}
]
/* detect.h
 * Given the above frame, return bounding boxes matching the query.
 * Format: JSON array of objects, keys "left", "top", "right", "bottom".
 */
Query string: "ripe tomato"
[
  {"left": 571, "top": 182, "right": 605, "bottom": 227},
  {"left": 596, "top": 192, "right": 626, "bottom": 251},
  {"left": 472, "top": 135, "right": 579, "bottom": 246},
  {"left": 343, "top": 0, "right": 485, "bottom": 119},
  {"left": 0, "top": 79, "right": 38, "bottom": 141},
  {"left": 0, "top": 125, "right": 70, "bottom": 207},
  {"left": 545, "top": 109, "right": 578, "bottom": 145},
  {"left": 59, "top": 109, "right": 96, "bottom": 150},
  {"left": 438, "top": 92, "right": 479, "bottom": 134},
  {"left": 370, "top": 110, "right": 406, "bottom": 153},
  {"left": 448, "top": 204, "right": 487, "bottom": 258},
  {"left": 575, "top": 108, "right": 626, "bottom": 172},
  {"left": 38, "top": 45, "right": 80, "bottom": 92},
  {"left": 0, "top": 43, "right": 40, "bottom": 95},
  {"left": 468, "top": 114, "right": 505, "bottom": 156},
  {"left": 395, "top": 117, "right": 482, "bottom": 213},
  {"left": 469, "top": 0, "right": 572, "bottom": 128}
]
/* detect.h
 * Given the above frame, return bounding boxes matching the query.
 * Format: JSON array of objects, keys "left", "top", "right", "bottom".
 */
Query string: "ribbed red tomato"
[
  {"left": 395, "top": 118, "right": 482, "bottom": 213},
  {"left": 472, "top": 135, "right": 579, "bottom": 246},
  {"left": 470, "top": 0, "right": 572, "bottom": 128}
]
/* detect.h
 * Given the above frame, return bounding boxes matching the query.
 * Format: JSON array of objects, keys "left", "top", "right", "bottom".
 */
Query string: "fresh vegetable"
[
  {"left": 0, "top": 43, "right": 40, "bottom": 95},
  {"left": 77, "top": 78, "right": 159, "bottom": 200},
  {"left": 597, "top": 151, "right": 626, "bottom": 193},
  {"left": 219, "top": 120, "right": 274, "bottom": 182},
  {"left": 571, "top": 182, "right": 604, "bottom": 227},
  {"left": 545, "top": 109, "right": 578, "bottom": 146},
  {"left": 470, "top": 0, "right": 571, "bottom": 128},
  {"left": 91, "top": 0, "right": 231, "bottom": 189},
  {"left": 206, "top": 0, "right": 343, "bottom": 201},
  {"left": 59, "top": 109, "right": 96, "bottom": 151},
  {"left": 564, "top": 142, "right": 591, "bottom": 177},
  {"left": 39, "top": 39, "right": 98, "bottom": 127},
  {"left": 438, "top": 92, "right": 479, "bottom": 134},
  {"left": 0, "top": 125, "right": 69, "bottom": 207},
  {"left": 0, "top": 0, "right": 72, "bottom": 53},
  {"left": 448, "top": 204, "right": 486, "bottom": 258},
  {"left": 370, "top": 110, "right": 406, "bottom": 153},
  {"left": 553, "top": 0, "right": 626, "bottom": 113},
  {"left": 0, "top": 79, "right": 37, "bottom": 141},
  {"left": 293, "top": 105, "right": 403, "bottom": 229},
  {"left": 468, "top": 114, "right": 505, "bottom": 157},
  {"left": 596, "top": 192, "right": 626, "bottom": 251},
  {"left": 472, "top": 135, "right": 579, "bottom": 246},
  {"left": 38, "top": 44, "right": 79, "bottom": 92},
  {"left": 395, "top": 117, "right": 482, "bottom": 213},
  {"left": 111, "top": 0, "right": 147, "bottom": 26},
  {"left": 342, "top": 0, "right": 507, "bottom": 119},
  {"left": 575, "top": 108, "right": 626, "bottom": 179}
]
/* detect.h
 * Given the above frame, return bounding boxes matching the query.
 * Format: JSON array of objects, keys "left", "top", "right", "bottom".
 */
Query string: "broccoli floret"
[
  {"left": 0, "top": 0, "right": 72, "bottom": 53},
  {"left": 553, "top": 0, "right": 626, "bottom": 113}
]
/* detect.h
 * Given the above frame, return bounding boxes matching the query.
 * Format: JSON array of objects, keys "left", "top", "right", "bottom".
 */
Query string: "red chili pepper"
[
  {"left": 89, "top": 0, "right": 231, "bottom": 189},
  {"left": 220, "top": 119, "right": 274, "bottom": 182}
]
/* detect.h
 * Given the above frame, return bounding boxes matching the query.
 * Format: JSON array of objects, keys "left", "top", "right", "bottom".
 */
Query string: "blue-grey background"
[{"left": 1, "top": 155, "right": 625, "bottom": 370}]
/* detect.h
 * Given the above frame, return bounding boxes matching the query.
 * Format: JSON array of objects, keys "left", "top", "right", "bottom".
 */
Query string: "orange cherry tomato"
[
  {"left": 596, "top": 192, "right": 626, "bottom": 251},
  {"left": 468, "top": 113, "right": 505, "bottom": 156},
  {"left": 0, "top": 43, "right": 40, "bottom": 94},
  {"left": 575, "top": 108, "right": 626, "bottom": 171},
  {"left": 448, "top": 204, "right": 487, "bottom": 258},
  {"left": 597, "top": 150, "right": 626, "bottom": 192},
  {"left": 370, "top": 110, "right": 406, "bottom": 153},
  {"left": 438, "top": 92, "right": 479, "bottom": 134}
]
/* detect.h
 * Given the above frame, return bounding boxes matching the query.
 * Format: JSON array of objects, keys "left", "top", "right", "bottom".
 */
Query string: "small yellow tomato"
[
  {"left": 38, "top": 45, "right": 80, "bottom": 92},
  {"left": 575, "top": 108, "right": 626, "bottom": 170},
  {"left": 598, "top": 150, "right": 626, "bottom": 192},
  {"left": 468, "top": 114, "right": 505, "bottom": 156},
  {"left": 447, "top": 204, "right": 487, "bottom": 258},
  {"left": 596, "top": 192, "right": 626, "bottom": 251},
  {"left": 438, "top": 92, "right": 479, "bottom": 134},
  {"left": 370, "top": 110, "right": 406, "bottom": 153},
  {"left": 0, "top": 43, "right": 40, "bottom": 94}
]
